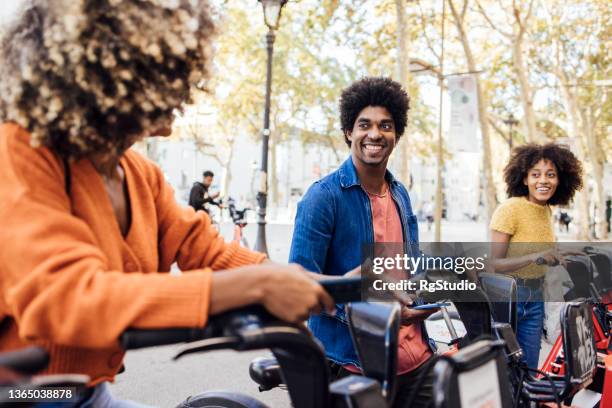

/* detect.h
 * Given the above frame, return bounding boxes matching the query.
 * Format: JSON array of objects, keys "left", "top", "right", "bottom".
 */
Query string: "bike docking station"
[
  {"left": 357, "top": 242, "right": 612, "bottom": 407},
  {"left": 3, "top": 242, "right": 612, "bottom": 407}
]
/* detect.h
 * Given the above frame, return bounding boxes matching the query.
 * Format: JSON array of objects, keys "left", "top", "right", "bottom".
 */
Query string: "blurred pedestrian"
[
  {"left": 189, "top": 170, "right": 222, "bottom": 214},
  {"left": 558, "top": 211, "right": 572, "bottom": 233},
  {"left": 423, "top": 201, "right": 434, "bottom": 231},
  {"left": 606, "top": 196, "right": 611, "bottom": 234}
]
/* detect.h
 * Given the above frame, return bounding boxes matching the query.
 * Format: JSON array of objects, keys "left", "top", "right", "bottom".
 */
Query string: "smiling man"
[{"left": 289, "top": 77, "right": 437, "bottom": 407}]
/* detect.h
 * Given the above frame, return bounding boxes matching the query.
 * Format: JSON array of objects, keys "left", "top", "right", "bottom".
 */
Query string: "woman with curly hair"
[
  {"left": 0, "top": 0, "right": 333, "bottom": 405},
  {"left": 490, "top": 143, "right": 583, "bottom": 369}
]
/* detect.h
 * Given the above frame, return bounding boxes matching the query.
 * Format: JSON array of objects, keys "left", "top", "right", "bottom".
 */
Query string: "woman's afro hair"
[
  {"left": 503, "top": 143, "right": 583, "bottom": 206},
  {"left": 0, "top": 0, "right": 216, "bottom": 160}
]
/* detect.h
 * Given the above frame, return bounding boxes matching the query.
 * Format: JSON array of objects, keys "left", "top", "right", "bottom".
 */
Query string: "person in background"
[
  {"left": 490, "top": 143, "right": 583, "bottom": 369},
  {"left": 0, "top": 1, "right": 333, "bottom": 406},
  {"left": 290, "top": 77, "right": 437, "bottom": 408},
  {"left": 558, "top": 210, "right": 572, "bottom": 233},
  {"left": 606, "top": 196, "right": 611, "bottom": 234},
  {"left": 423, "top": 201, "right": 434, "bottom": 231},
  {"left": 189, "top": 170, "right": 222, "bottom": 214}
]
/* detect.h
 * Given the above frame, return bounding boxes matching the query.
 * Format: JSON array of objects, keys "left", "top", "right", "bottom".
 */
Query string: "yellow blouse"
[{"left": 490, "top": 197, "right": 555, "bottom": 279}]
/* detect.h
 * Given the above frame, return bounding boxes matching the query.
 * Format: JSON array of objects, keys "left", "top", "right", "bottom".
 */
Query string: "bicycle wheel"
[{"left": 176, "top": 391, "right": 270, "bottom": 408}]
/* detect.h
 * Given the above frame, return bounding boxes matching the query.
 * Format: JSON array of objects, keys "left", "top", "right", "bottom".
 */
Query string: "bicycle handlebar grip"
[
  {"left": 0, "top": 346, "right": 49, "bottom": 375},
  {"left": 120, "top": 328, "right": 206, "bottom": 350}
]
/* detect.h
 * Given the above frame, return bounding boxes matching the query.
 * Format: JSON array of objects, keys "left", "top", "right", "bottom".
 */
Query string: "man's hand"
[
  {"left": 304, "top": 264, "right": 361, "bottom": 281},
  {"left": 344, "top": 265, "right": 361, "bottom": 277},
  {"left": 400, "top": 305, "right": 439, "bottom": 325}
]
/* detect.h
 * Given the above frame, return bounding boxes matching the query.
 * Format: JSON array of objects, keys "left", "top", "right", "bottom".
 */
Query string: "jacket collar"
[{"left": 338, "top": 156, "right": 399, "bottom": 189}]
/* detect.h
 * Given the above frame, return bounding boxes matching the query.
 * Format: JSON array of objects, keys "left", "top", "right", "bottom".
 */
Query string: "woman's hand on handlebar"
[
  {"left": 532, "top": 247, "right": 565, "bottom": 267},
  {"left": 259, "top": 263, "right": 335, "bottom": 323},
  {"left": 210, "top": 263, "right": 335, "bottom": 324}
]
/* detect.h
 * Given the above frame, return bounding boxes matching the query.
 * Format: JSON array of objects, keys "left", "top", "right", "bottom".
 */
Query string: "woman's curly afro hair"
[
  {"left": 0, "top": 0, "right": 216, "bottom": 160},
  {"left": 339, "top": 77, "right": 410, "bottom": 146},
  {"left": 503, "top": 143, "right": 583, "bottom": 206}
]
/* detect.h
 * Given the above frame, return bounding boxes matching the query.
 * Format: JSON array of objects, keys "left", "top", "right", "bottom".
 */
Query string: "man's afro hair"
[{"left": 339, "top": 77, "right": 410, "bottom": 146}]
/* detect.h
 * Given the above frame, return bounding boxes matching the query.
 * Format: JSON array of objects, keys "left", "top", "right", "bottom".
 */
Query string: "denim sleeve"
[{"left": 289, "top": 182, "right": 335, "bottom": 274}]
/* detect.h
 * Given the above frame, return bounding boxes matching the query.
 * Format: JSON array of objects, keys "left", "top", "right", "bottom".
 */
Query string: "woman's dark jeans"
[{"left": 516, "top": 285, "right": 545, "bottom": 370}]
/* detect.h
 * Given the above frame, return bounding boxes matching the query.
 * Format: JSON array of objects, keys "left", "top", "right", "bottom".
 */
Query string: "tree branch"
[
  {"left": 447, "top": 0, "right": 462, "bottom": 26},
  {"left": 475, "top": 0, "right": 513, "bottom": 39},
  {"left": 408, "top": 57, "right": 443, "bottom": 78},
  {"left": 416, "top": 0, "right": 441, "bottom": 61},
  {"left": 488, "top": 117, "right": 511, "bottom": 145},
  {"left": 461, "top": 0, "right": 469, "bottom": 21},
  {"left": 515, "top": 0, "right": 535, "bottom": 40}
]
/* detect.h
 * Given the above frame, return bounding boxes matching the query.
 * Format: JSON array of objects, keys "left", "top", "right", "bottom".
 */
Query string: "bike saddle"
[{"left": 249, "top": 356, "right": 284, "bottom": 392}]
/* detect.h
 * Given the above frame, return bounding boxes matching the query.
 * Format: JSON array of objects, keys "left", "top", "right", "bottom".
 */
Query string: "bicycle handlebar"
[
  {"left": 120, "top": 305, "right": 267, "bottom": 350},
  {"left": 0, "top": 346, "right": 49, "bottom": 375},
  {"left": 120, "top": 328, "right": 210, "bottom": 350},
  {"left": 121, "top": 277, "right": 364, "bottom": 351}
]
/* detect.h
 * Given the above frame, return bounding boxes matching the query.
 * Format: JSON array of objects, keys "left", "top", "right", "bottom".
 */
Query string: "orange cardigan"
[{"left": 0, "top": 124, "right": 266, "bottom": 384}]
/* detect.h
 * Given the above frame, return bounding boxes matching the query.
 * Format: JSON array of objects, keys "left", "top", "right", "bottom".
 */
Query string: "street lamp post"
[
  {"left": 254, "top": 0, "right": 287, "bottom": 255},
  {"left": 434, "top": 0, "right": 446, "bottom": 243},
  {"left": 503, "top": 113, "right": 519, "bottom": 152}
]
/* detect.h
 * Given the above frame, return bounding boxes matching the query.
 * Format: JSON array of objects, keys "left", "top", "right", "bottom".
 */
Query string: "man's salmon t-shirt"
[{"left": 344, "top": 184, "right": 432, "bottom": 375}]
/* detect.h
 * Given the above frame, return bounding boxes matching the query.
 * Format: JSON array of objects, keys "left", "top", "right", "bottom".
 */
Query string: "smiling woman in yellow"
[{"left": 490, "top": 143, "right": 583, "bottom": 369}]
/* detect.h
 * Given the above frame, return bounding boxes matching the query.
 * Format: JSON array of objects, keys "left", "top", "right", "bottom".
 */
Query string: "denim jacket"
[{"left": 289, "top": 157, "right": 429, "bottom": 367}]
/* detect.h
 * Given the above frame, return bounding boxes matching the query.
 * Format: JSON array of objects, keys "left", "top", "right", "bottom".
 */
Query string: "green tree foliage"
[{"left": 177, "top": 0, "right": 607, "bottom": 233}]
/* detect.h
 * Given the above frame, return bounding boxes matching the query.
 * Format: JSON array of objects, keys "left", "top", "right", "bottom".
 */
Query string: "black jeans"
[{"left": 328, "top": 359, "right": 435, "bottom": 408}]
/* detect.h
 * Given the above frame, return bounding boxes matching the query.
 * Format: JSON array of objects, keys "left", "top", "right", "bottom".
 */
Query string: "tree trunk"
[
  {"left": 448, "top": 0, "right": 498, "bottom": 223},
  {"left": 222, "top": 138, "right": 236, "bottom": 199},
  {"left": 557, "top": 68, "right": 591, "bottom": 240},
  {"left": 575, "top": 191, "right": 591, "bottom": 241},
  {"left": 512, "top": 41, "right": 539, "bottom": 143},
  {"left": 395, "top": 0, "right": 411, "bottom": 188},
  {"left": 580, "top": 108, "right": 607, "bottom": 239},
  {"left": 325, "top": 117, "right": 343, "bottom": 165}
]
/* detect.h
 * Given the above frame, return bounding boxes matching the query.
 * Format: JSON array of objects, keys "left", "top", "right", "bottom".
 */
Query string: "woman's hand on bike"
[
  {"left": 533, "top": 248, "right": 565, "bottom": 267},
  {"left": 211, "top": 263, "right": 334, "bottom": 322},
  {"left": 259, "top": 263, "right": 335, "bottom": 323}
]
